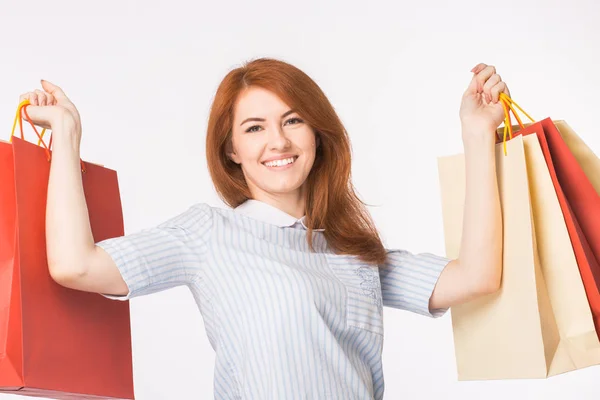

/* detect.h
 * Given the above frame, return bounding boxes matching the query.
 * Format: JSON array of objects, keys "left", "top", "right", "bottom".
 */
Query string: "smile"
[{"left": 262, "top": 156, "right": 298, "bottom": 168}]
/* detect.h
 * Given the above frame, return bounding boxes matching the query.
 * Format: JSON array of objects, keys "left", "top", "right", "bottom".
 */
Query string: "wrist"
[
  {"left": 51, "top": 123, "right": 81, "bottom": 154},
  {"left": 461, "top": 125, "right": 496, "bottom": 143},
  {"left": 461, "top": 129, "right": 497, "bottom": 158}
]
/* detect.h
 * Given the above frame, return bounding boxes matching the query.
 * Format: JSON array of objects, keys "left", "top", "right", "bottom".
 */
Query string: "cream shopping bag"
[
  {"left": 554, "top": 120, "right": 600, "bottom": 196},
  {"left": 438, "top": 133, "right": 600, "bottom": 380}
]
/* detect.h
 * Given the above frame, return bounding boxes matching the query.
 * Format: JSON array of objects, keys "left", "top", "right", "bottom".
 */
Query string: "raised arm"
[
  {"left": 429, "top": 63, "right": 506, "bottom": 310},
  {"left": 20, "top": 81, "right": 128, "bottom": 296}
]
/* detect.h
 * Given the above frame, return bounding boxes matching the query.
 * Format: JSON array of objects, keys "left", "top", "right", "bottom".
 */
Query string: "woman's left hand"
[{"left": 459, "top": 63, "right": 509, "bottom": 140}]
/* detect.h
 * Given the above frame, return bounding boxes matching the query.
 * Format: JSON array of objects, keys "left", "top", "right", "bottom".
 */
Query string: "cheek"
[
  {"left": 302, "top": 137, "right": 317, "bottom": 160},
  {"left": 234, "top": 138, "right": 264, "bottom": 164}
]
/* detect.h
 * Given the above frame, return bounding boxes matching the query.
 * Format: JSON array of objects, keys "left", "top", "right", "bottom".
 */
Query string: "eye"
[
  {"left": 245, "top": 125, "right": 262, "bottom": 133},
  {"left": 285, "top": 117, "right": 303, "bottom": 126}
]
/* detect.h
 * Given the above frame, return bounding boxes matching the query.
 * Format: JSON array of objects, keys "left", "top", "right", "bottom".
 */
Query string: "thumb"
[
  {"left": 465, "top": 72, "right": 480, "bottom": 95},
  {"left": 41, "top": 79, "right": 69, "bottom": 102},
  {"left": 21, "top": 104, "right": 58, "bottom": 130}
]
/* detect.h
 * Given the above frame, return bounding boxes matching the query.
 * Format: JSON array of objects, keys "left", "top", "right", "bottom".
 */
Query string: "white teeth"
[{"left": 264, "top": 157, "right": 296, "bottom": 167}]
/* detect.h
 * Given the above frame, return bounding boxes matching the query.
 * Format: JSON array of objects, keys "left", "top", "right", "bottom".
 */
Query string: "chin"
[
  {"left": 265, "top": 184, "right": 303, "bottom": 195},
  {"left": 262, "top": 179, "right": 306, "bottom": 195}
]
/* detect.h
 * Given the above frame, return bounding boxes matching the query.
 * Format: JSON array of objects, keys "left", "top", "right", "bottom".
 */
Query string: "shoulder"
[
  {"left": 154, "top": 202, "right": 217, "bottom": 232},
  {"left": 185, "top": 202, "right": 243, "bottom": 228}
]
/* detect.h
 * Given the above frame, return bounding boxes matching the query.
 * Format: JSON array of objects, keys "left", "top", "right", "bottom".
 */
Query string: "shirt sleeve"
[
  {"left": 379, "top": 249, "right": 451, "bottom": 318},
  {"left": 95, "top": 202, "right": 213, "bottom": 301}
]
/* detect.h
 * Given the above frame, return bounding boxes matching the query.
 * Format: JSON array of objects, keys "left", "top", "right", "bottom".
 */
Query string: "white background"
[{"left": 2, "top": 0, "right": 600, "bottom": 399}]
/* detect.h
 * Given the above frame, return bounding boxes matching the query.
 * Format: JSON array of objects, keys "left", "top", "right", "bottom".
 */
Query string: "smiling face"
[{"left": 229, "top": 86, "right": 318, "bottom": 208}]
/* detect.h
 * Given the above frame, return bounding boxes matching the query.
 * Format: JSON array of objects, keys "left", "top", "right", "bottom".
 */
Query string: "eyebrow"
[{"left": 239, "top": 109, "right": 297, "bottom": 126}]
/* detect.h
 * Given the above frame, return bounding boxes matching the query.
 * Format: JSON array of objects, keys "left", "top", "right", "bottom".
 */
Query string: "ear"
[
  {"left": 228, "top": 150, "right": 241, "bottom": 164},
  {"left": 225, "top": 140, "right": 241, "bottom": 164}
]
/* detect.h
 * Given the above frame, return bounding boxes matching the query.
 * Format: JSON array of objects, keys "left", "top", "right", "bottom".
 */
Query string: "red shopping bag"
[
  {"left": 497, "top": 95, "right": 600, "bottom": 339},
  {"left": 0, "top": 101, "right": 134, "bottom": 399}
]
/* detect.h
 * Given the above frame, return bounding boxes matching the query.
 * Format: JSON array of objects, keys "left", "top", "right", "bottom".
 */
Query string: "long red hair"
[{"left": 206, "top": 58, "right": 386, "bottom": 265}]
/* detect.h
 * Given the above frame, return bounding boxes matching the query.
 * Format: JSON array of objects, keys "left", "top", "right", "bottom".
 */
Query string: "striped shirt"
[{"left": 96, "top": 199, "right": 450, "bottom": 399}]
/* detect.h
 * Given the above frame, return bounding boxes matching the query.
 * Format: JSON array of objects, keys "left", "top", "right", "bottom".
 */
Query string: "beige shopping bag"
[
  {"left": 438, "top": 134, "right": 600, "bottom": 380},
  {"left": 554, "top": 120, "right": 600, "bottom": 196}
]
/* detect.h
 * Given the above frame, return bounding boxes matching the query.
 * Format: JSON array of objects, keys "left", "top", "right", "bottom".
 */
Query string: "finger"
[
  {"left": 43, "top": 92, "right": 57, "bottom": 106},
  {"left": 19, "top": 93, "right": 29, "bottom": 104},
  {"left": 466, "top": 72, "right": 479, "bottom": 94},
  {"left": 28, "top": 92, "right": 38, "bottom": 106},
  {"left": 491, "top": 82, "right": 509, "bottom": 103},
  {"left": 41, "top": 80, "right": 69, "bottom": 102},
  {"left": 471, "top": 63, "right": 487, "bottom": 74},
  {"left": 41, "top": 91, "right": 57, "bottom": 106},
  {"left": 475, "top": 65, "right": 497, "bottom": 92},
  {"left": 483, "top": 74, "right": 501, "bottom": 103},
  {"left": 490, "top": 82, "right": 507, "bottom": 103},
  {"left": 34, "top": 90, "right": 48, "bottom": 106},
  {"left": 43, "top": 91, "right": 54, "bottom": 106}
]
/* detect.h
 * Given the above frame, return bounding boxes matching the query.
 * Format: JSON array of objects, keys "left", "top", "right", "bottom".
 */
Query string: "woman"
[{"left": 20, "top": 58, "right": 505, "bottom": 399}]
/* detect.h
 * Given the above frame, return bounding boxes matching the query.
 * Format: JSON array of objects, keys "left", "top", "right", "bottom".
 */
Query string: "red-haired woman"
[{"left": 20, "top": 59, "right": 505, "bottom": 399}]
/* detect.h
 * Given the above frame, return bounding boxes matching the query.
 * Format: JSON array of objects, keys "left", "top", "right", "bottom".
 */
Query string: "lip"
[
  {"left": 261, "top": 154, "right": 298, "bottom": 163},
  {"left": 261, "top": 155, "right": 299, "bottom": 171}
]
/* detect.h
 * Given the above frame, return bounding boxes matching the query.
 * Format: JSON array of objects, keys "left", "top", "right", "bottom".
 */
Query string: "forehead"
[{"left": 234, "top": 86, "right": 292, "bottom": 119}]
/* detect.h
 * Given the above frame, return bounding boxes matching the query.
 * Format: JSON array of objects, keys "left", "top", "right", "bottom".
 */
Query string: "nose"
[{"left": 267, "top": 126, "right": 291, "bottom": 151}]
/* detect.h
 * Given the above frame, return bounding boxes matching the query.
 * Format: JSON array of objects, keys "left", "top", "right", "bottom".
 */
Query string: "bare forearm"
[
  {"left": 46, "top": 124, "right": 95, "bottom": 277},
  {"left": 458, "top": 133, "right": 503, "bottom": 291},
  {"left": 430, "top": 64, "right": 507, "bottom": 309}
]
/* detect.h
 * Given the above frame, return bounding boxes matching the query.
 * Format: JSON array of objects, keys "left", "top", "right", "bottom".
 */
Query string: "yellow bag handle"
[
  {"left": 10, "top": 99, "right": 51, "bottom": 160},
  {"left": 498, "top": 92, "right": 536, "bottom": 155},
  {"left": 10, "top": 99, "right": 87, "bottom": 172},
  {"left": 11, "top": 99, "right": 50, "bottom": 145}
]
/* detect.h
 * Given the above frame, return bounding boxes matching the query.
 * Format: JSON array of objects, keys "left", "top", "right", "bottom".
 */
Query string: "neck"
[{"left": 251, "top": 189, "right": 306, "bottom": 219}]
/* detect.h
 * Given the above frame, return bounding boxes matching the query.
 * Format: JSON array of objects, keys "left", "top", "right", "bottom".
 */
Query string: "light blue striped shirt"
[{"left": 96, "top": 199, "right": 450, "bottom": 399}]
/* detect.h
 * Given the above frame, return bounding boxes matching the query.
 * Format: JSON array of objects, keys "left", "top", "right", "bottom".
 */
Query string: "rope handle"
[
  {"left": 498, "top": 92, "right": 536, "bottom": 155},
  {"left": 10, "top": 99, "right": 87, "bottom": 173}
]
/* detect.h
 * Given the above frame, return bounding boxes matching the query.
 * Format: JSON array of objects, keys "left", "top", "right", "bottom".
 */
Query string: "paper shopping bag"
[
  {"left": 438, "top": 132, "right": 600, "bottom": 379},
  {"left": 499, "top": 113, "right": 600, "bottom": 339},
  {"left": 0, "top": 139, "right": 20, "bottom": 389},
  {"left": 439, "top": 135, "right": 558, "bottom": 379},
  {"left": 554, "top": 120, "right": 600, "bottom": 196},
  {"left": 540, "top": 119, "right": 600, "bottom": 280},
  {"left": 521, "top": 133, "right": 600, "bottom": 375},
  {"left": 0, "top": 101, "right": 135, "bottom": 399}
]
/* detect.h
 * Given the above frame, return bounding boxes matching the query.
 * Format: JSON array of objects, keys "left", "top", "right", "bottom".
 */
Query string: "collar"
[{"left": 234, "top": 199, "right": 325, "bottom": 232}]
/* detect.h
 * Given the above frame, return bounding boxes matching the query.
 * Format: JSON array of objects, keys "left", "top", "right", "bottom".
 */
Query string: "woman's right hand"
[{"left": 19, "top": 80, "right": 82, "bottom": 143}]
